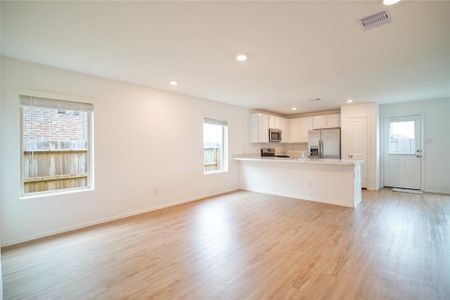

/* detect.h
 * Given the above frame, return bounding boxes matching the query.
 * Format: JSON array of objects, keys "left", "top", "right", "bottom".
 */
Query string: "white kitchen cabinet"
[
  {"left": 326, "top": 114, "right": 341, "bottom": 128},
  {"left": 250, "top": 113, "right": 269, "bottom": 143},
  {"left": 269, "top": 115, "right": 281, "bottom": 129},
  {"left": 279, "top": 117, "right": 289, "bottom": 142},
  {"left": 299, "top": 116, "right": 313, "bottom": 143},
  {"left": 288, "top": 117, "right": 312, "bottom": 143},
  {"left": 252, "top": 112, "right": 332, "bottom": 144},
  {"left": 312, "top": 115, "right": 327, "bottom": 129},
  {"left": 288, "top": 118, "right": 301, "bottom": 143},
  {"left": 251, "top": 113, "right": 289, "bottom": 143},
  {"left": 312, "top": 114, "right": 341, "bottom": 129}
]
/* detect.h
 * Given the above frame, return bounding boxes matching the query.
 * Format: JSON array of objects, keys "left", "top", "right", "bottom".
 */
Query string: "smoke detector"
[{"left": 359, "top": 10, "right": 392, "bottom": 31}]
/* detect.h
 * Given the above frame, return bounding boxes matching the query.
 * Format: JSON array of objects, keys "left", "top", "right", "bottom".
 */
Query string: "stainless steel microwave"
[{"left": 269, "top": 128, "right": 282, "bottom": 143}]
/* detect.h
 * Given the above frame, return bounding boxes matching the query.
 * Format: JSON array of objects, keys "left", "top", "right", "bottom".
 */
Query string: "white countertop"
[{"left": 233, "top": 155, "right": 362, "bottom": 166}]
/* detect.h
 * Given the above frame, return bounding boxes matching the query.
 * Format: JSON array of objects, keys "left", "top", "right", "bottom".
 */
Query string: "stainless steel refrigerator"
[{"left": 308, "top": 128, "right": 341, "bottom": 159}]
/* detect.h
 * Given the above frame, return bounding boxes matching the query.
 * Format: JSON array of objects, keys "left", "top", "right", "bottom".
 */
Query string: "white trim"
[
  {"left": 16, "top": 88, "right": 93, "bottom": 104},
  {"left": 204, "top": 117, "right": 227, "bottom": 126},
  {"left": 366, "top": 186, "right": 379, "bottom": 191},
  {"left": 1, "top": 189, "right": 239, "bottom": 247},
  {"left": 204, "top": 170, "right": 228, "bottom": 175},
  {"left": 20, "top": 187, "right": 94, "bottom": 200},
  {"left": 423, "top": 189, "right": 450, "bottom": 195}
]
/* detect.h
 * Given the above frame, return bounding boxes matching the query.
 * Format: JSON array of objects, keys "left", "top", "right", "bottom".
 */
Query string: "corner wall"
[{"left": 0, "top": 57, "right": 252, "bottom": 246}]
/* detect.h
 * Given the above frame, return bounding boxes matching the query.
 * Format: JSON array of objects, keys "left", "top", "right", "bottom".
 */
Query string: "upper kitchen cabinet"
[
  {"left": 279, "top": 117, "right": 289, "bottom": 141},
  {"left": 312, "top": 114, "right": 341, "bottom": 129},
  {"left": 299, "top": 116, "right": 313, "bottom": 142},
  {"left": 250, "top": 112, "right": 335, "bottom": 143},
  {"left": 250, "top": 113, "right": 289, "bottom": 143},
  {"left": 325, "top": 113, "right": 341, "bottom": 128},
  {"left": 288, "top": 118, "right": 301, "bottom": 143},
  {"left": 288, "top": 116, "right": 312, "bottom": 143},
  {"left": 269, "top": 115, "right": 281, "bottom": 129},
  {"left": 250, "top": 113, "right": 269, "bottom": 143},
  {"left": 312, "top": 115, "right": 327, "bottom": 129}
]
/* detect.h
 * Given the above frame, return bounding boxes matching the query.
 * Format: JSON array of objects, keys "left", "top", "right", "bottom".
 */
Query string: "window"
[
  {"left": 388, "top": 120, "right": 416, "bottom": 154},
  {"left": 203, "top": 118, "right": 228, "bottom": 174},
  {"left": 20, "top": 95, "right": 93, "bottom": 196}
]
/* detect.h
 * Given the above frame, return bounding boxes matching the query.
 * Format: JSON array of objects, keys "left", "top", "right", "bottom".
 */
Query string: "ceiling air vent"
[{"left": 359, "top": 10, "right": 392, "bottom": 31}]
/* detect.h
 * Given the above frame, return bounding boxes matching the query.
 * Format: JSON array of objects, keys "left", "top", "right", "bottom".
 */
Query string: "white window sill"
[
  {"left": 20, "top": 187, "right": 94, "bottom": 200},
  {"left": 204, "top": 170, "right": 228, "bottom": 175}
]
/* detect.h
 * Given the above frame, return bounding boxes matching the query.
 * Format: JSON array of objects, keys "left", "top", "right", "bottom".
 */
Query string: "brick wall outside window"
[{"left": 23, "top": 106, "right": 88, "bottom": 150}]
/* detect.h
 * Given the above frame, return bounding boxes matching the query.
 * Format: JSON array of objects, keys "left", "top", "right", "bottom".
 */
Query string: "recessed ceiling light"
[
  {"left": 236, "top": 54, "right": 248, "bottom": 62},
  {"left": 346, "top": 99, "right": 353, "bottom": 103},
  {"left": 169, "top": 80, "right": 178, "bottom": 86},
  {"left": 291, "top": 107, "right": 297, "bottom": 111},
  {"left": 383, "top": 0, "right": 401, "bottom": 5}
]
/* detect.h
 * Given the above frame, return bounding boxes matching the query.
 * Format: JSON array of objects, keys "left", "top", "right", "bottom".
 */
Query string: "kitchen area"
[{"left": 234, "top": 103, "right": 380, "bottom": 208}]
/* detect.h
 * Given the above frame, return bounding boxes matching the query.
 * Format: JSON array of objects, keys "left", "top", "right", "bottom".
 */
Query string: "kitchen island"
[{"left": 233, "top": 155, "right": 362, "bottom": 207}]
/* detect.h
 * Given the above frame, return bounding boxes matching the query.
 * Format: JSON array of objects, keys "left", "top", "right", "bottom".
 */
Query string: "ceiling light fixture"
[
  {"left": 169, "top": 80, "right": 178, "bottom": 86},
  {"left": 236, "top": 54, "right": 248, "bottom": 62},
  {"left": 383, "top": 0, "right": 401, "bottom": 5},
  {"left": 291, "top": 107, "right": 297, "bottom": 111},
  {"left": 346, "top": 99, "right": 353, "bottom": 103}
]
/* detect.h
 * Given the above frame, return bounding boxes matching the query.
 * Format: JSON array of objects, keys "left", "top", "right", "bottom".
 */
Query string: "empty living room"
[{"left": 1, "top": 1, "right": 449, "bottom": 299}]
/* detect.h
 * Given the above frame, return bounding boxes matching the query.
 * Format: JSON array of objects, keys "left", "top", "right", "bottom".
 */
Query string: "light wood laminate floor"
[{"left": 2, "top": 189, "right": 450, "bottom": 299}]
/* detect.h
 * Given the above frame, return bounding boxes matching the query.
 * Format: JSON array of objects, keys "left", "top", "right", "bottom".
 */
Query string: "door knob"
[
  {"left": 416, "top": 154, "right": 422, "bottom": 158},
  {"left": 349, "top": 154, "right": 353, "bottom": 158}
]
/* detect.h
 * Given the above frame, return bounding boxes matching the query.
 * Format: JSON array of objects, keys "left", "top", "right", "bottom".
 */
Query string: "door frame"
[{"left": 381, "top": 113, "right": 425, "bottom": 190}]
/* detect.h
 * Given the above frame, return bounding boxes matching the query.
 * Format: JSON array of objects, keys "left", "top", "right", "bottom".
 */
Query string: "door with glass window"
[{"left": 383, "top": 115, "right": 421, "bottom": 189}]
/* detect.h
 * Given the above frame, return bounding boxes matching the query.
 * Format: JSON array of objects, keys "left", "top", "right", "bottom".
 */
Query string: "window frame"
[
  {"left": 203, "top": 118, "right": 228, "bottom": 175},
  {"left": 19, "top": 92, "right": 95, "bottom": 198}
]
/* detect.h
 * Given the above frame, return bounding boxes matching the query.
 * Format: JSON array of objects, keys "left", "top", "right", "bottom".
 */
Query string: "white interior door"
[
  {"left": 383, "top": 116, "right": 421, "bottom": 189},
  {"left": 347, "top": 117, "right": 369, "bottom": 188}
]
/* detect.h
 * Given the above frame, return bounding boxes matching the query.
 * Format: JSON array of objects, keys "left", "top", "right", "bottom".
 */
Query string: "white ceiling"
[{"left": 2, "top": 1, "right": 449, "bottom": 114}]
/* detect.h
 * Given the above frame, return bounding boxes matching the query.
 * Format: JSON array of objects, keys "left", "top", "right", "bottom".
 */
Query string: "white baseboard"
[
  {"left": 422, "top": 188, "right": 450, "bottom": 195},
  {"left": 2, "top": 189, "right": 239, "bottom": 247}
]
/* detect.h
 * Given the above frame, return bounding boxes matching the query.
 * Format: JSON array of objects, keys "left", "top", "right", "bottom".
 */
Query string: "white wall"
[
  {"left": 0, "top": 57, "right": 253, "bottom": 246},
  {"left": 380, "top": 99, "right": 450, "bottom": 194}
]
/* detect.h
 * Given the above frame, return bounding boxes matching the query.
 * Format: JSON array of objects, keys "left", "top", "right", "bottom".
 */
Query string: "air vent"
[{"left": 359, "top": 10, "right": 392, "bottom": 31}]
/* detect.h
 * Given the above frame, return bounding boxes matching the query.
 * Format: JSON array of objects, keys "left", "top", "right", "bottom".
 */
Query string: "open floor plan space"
[
  {"left": 3, "top": 190, "right": 450, "bottom": 300},
  {"left": 1, "top": 1, "right": 450, "bottom": 299}
]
